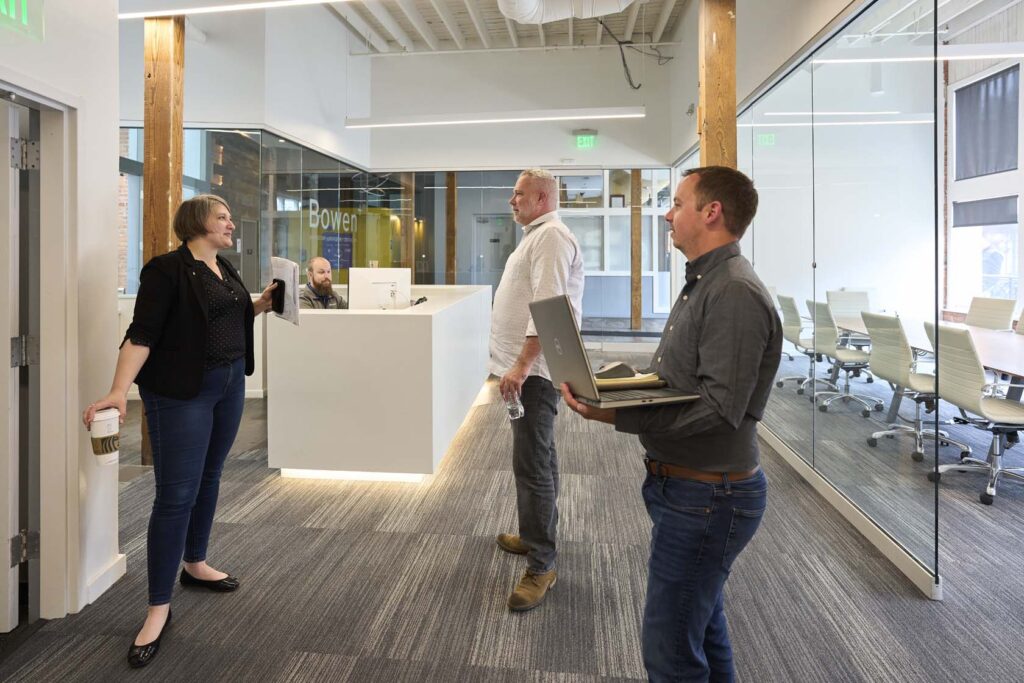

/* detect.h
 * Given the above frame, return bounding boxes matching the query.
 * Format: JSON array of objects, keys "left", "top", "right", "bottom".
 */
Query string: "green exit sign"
[
  {"left": 576, "top": 134, "right": 596, "bottom": 149},
  {"left": 1, "top": 0, "right": 43, "bottom": 41},
  {"left": 756, "top": 133, "right": 776, "bottom": 147}
]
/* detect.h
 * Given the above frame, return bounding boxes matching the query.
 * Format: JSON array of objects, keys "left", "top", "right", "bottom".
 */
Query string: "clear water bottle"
[{"left": 504, "top": 392, "right": 525, "bottom": 420}]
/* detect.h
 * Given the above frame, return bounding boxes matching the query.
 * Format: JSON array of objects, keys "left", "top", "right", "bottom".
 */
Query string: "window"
[
  {"left": 955, "top": 65, "right": 1019, "bottom": 180},
  {"left": 948, "top": 196, "right": 1019, "bottom": 309}
]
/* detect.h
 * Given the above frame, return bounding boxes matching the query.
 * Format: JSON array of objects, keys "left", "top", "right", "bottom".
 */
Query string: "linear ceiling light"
[
  {"left": 739, "top": 119, "right": 933, "bottom": 128},
  {"left": 346, "top": 107, "right": 646, "bottom": 130},
  {"left": 763, "top": 111, "right": 900, "bottom": 116},
  {"left": 118, "top": 0, "right": 339, "bottom": 20}
]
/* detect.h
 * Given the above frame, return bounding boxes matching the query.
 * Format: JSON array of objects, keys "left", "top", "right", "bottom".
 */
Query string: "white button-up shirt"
[{"left": 489, "top": 210, "right": 585, "bottom": 381}]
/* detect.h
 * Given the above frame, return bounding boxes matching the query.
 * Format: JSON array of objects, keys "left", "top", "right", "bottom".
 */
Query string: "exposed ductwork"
[{"left": 497, "top": 0, "right": 636, "bottom": 25}]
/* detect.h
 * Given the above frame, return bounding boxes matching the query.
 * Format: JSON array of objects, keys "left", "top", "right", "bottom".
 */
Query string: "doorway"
[{"left": 1, "top": 93, "right": 42, "bottom": 638}]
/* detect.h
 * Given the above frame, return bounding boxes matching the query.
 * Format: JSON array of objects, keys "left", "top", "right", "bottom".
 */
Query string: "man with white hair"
[{"left": 490, "top": 168, "right": 584, "bottom": 611}]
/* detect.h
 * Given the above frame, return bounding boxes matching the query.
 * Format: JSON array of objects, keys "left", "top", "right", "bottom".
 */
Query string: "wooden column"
[
  {"left": 630, "top": 169, "right": 643, "bottom": 330},
  {"left": 445, "top": 172, "right": 457, "bottom": 284},
  {"left": 698, "top": 0, "right": 737, "bottom": 168},
  {"left": 141, "top": 16, "right": 185, "bottom": 466}
]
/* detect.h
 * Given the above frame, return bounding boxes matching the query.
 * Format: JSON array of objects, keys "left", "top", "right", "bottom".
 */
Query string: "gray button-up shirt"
[{"left": 615, "top": 241, "right": 782, "bottom": 472}]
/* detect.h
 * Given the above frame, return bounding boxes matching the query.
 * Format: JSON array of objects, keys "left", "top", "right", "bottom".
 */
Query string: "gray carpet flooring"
[{"left": 2, "top": 369, "right": 1024, "bottom": 681}]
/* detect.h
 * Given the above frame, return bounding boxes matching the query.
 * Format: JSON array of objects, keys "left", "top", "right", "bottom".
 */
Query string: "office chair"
[
  {"left": 826, "top": 289, "right": 873, "bottom": 356},
  {"left": 767, "top": 286, "right": 793, "bottom": 361},
  {"left": 861, "top": 312, "right": 971, "bottom": 462},
  {"left": 807, "top": 300, "right": 884, "bottom": 415},
  {"left": 775, "top": 295, "right": 824, "bottom": 393},
  {"left": 925, "top": 322, "right": 1024, "bottom": 505},
  {"left": 963, "top": 296, "right": 1016, "bottom": 330}
]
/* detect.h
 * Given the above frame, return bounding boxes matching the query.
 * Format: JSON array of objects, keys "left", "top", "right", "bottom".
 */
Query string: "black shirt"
[
  {"left": 614, "top": 241, "right": 782, "bottom": 471},
  {"left": 195, "top": 261, "right": 247, "bottom": 369},
  {"left": 124, "top": 245, "right": 255, "bottom": 400}
]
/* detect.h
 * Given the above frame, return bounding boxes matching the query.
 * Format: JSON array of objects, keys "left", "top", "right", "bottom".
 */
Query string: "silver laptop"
[{"left": 529, "top": 295, "right": 700, "bottom": 409}]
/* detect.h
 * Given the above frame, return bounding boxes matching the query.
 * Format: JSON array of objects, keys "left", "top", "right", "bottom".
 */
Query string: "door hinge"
[
  {"left": 10, "top": 334, "right": 39, "bottom": 368},
  {"left": 9, "top": 137, "right": 39, "bottom": 170},
  {"left": 9, "top": 530, "right": 40, "bottom": 567}
]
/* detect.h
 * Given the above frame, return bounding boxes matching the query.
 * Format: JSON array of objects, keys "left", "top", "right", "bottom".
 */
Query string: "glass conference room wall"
[{"left": 735, "top": 0, "right": 942, "bottom": 589}]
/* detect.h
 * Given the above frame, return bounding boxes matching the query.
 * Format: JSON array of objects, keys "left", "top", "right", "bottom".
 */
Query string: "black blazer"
[{"left": 124, "top": 245, "right": 255, "bottom": 400}]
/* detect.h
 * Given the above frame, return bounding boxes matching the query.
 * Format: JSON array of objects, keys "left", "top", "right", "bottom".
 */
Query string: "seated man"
[{"left": 299, "top": 256, "right": 348, "bottom": 309}]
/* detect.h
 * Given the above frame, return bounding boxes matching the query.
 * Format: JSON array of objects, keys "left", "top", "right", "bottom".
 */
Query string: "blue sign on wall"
[
  {"left": 322, "top": 231, "right": 341, "bottom": 269},
  {"left": 340, "top": 233, "right": 353, "bottom": 269}
]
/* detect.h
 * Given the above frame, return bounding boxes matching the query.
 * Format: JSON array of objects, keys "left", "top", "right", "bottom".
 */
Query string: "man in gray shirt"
[
  {"left": 563, "top": 166, "right": 781, "bottom": 682},
  {"left": 299, "top": 256, "right": 347, "bottom": 309}
]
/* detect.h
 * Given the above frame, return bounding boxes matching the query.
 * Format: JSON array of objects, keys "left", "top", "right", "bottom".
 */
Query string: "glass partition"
[
  {"left": 747, "top": 0, "right": 941, "bottom": 584},
  {"left": 748, "top": 64, "right": 816, "bottom": 467}
]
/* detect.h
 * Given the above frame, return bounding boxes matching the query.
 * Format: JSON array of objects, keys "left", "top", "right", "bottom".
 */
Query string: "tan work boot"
[
  {"left": 496, "top": 533, "right": 529, "bottom": 555},
  {"left": 507, "top": 569, "right": 557, "bottom": 612}
]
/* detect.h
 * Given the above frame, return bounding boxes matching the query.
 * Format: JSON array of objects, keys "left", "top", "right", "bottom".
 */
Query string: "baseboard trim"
[
  {"left": 85, "top": 553, "right": 127, "bottom": 605},
  {"left": 245, "top": 389, "right": 265, "bottom": 399},
  {"left": 759, "top": 426, "right": 942, "bottom": 601}
]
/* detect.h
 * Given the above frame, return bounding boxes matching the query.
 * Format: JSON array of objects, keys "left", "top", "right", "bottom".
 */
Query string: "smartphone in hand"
[{"left": 271, "top": 278, "right": 286, "bottom": 314}]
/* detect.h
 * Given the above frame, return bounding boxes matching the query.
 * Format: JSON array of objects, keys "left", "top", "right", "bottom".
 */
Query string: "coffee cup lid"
[{"left": 93, "top": 408, "right": 121, "bottom": 421}]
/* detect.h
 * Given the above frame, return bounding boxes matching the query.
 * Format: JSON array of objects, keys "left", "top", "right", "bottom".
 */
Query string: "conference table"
[{"left": 834, "top": 315, "right": 1024, "bottom": 422}]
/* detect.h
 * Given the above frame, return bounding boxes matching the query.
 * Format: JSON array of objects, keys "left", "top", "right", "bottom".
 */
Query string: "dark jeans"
[
  {"left": 511, "top": 375, "right": 560, "bottom": 574},
  {"left": 641, "top": 466, "right": 768, "bottom": 683},
  {"left": 140, "top": 357, "right": 245, "bottom": 605}
]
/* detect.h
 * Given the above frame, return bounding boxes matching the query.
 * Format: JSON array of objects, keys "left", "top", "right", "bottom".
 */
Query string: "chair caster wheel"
[
  {"left": 809, "top": 396, "right": 815, "bottom": 403},
  {"left": 776, "top": 381, "right": 784, "bottom": 388},
  {"left": 980, "top": 492, "right": 994, "bottom": 505},
  {"left": 867, "top": 437, "right": 878, "bottom": 447},
  {"left": 818, "top": 404, "right": 828, "bottom": 412},
  {"left": 796, "top": 388, "right": 804, "bottom": 395},
  {"left": 873, "top": 404, "right": 883, "bottom": 411},
  {"left": 927, "top": 472, "right": 940, "bottom": 482},
  {"left": 866, "top": 376, "right": 874, "bottom": 384},
  {"left": 861, "top": 409, "right": 870, "bottom": 418},
  {"left": 912, "top": 451, "right": 924, "bottom": 462},
  {"left": 959, "top": 451, "right": 970, "bottom": 459},
  {"left": 939, "top": 440, "right": 949, "bottom": 447}
]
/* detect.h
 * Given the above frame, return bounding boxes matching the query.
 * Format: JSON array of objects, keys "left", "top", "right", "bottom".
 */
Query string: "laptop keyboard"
[{"left": 600, "top": 388, "right": 679, "bottom": 400}]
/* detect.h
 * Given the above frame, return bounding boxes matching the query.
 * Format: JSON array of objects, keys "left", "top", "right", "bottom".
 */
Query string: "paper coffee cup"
[{"left": 90, "top": 408, "right": 121, "bottom": 466}]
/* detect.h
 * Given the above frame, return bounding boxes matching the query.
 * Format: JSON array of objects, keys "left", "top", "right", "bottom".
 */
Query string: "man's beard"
[{"left": 313, "top": 279, "right": 333, "bottom": 296}]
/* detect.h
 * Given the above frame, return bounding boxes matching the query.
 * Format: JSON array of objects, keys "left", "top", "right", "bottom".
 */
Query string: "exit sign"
[
  {"left": 576, "top": 134, "right": 596, "bottom": 149},
  {"left": 1, "top": 0, "right": 43, "bottom": 40},
  {"left": 756, "top": 133, "right": 776, "bottom": 147}
]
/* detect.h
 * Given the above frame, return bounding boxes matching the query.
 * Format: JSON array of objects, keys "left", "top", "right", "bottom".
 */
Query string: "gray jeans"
[{"left": 511, "top": 375, "right": 560, "bottom": 574}]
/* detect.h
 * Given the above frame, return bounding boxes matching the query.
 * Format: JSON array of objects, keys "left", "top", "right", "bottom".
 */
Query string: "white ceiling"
[{"left": 329, "top": 0, "right": 687, "bottom": 54}]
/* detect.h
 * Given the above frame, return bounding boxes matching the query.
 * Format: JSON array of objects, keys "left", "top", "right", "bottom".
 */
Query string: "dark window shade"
[
  {"left": 955, "top": 65, "right": 1019, "bottom": 180},
  {"left": 952, "top": 195, "right": 1018, "bottom": 227}
]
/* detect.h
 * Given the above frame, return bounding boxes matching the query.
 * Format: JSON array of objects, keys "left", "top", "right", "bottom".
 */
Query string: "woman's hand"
[
  {"left": 83, "top": 392, "right": 127, "bottom": 430},
  {"left": 254, "top": 281, "right": 278, "bottom": 315}
]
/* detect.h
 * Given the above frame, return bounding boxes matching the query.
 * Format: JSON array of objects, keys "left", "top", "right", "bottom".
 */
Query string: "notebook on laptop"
[{"left": 529, "top": 295, "right": 700, "bottom": 409}]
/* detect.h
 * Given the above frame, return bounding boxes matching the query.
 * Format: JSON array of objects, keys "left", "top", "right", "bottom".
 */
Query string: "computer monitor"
[{"left": 347, "top": 267, "right": 412, "bottom": 310}]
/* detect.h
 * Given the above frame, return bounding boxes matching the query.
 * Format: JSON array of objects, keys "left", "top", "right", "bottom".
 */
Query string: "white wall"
[
  {"left": 119, "top": 6, "right": 371, "bottom": 168},
  {"left": 669, "top": 0, "right": 854, "bottom": 162},
  {"left": 0, "top": 0, "right": 122, "bottom": 615},
  {"left": 369, "top": 49, "right": 671, "bottom": 169}
]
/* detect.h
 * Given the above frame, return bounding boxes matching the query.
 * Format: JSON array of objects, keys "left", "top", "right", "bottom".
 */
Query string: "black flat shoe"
[
  {"left": 179, "top": 568, "right": 240, "bottom": 592},
  {"left": 127, "top": 609, "right": 171, "bottom": 669}
]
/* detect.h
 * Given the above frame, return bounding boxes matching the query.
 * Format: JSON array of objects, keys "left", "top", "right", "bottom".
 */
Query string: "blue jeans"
[
  {"left": 511, "top": 376, "right": 560, "bottom": 574},
  {"left": 140, "top": 357, "right": 246, "bottom": 605},
  {"left": 641, "top": 466, "right": 768, "bottom": 683}
]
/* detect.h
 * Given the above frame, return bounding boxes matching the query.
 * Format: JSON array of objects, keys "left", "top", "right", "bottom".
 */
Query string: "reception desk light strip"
[{"left": 280, "top": 469, "right": 426, "bottom": 483}]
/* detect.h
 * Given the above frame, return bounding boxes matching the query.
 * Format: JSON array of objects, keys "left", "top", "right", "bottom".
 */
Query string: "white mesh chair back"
[
  {"left": 861, "top": 312, "right": 911, "bottom": 386},
  {"left": 826, "top": 290, "right": 870, "bottom": 320},
  {"left": 808, "top": 300, "right": 840, "bottom": 356},
  {"left": 925, "top": 321, "right": 986, "bottom": 415},
  {"left": 777, "top": 295, "right": 805, "bottom": 347},
  {"left": 964, "top": 297, "right": 1016, "bottom": 330}
]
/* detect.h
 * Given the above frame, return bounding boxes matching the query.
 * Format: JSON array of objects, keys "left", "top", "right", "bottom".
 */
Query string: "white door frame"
[{"left": 0, "top": 79, "right": 77, "bottom": 622}]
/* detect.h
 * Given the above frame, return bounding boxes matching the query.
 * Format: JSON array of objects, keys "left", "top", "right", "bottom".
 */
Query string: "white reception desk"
[{"left": 266, "top": 285, "right": 492, "bottom": 478}]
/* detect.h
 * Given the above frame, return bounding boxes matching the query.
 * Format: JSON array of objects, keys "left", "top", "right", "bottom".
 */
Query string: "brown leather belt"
[{"left": 645, "top": 458, "right": 760, "bottom": 483}]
